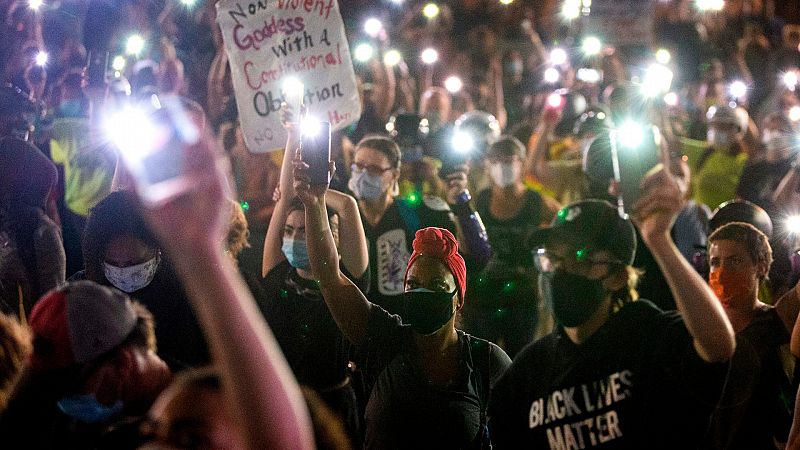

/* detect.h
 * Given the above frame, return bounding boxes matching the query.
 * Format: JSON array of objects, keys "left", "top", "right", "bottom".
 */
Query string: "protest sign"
[{"left": 217, "top": 0, "right": 361, "bottom": 153}]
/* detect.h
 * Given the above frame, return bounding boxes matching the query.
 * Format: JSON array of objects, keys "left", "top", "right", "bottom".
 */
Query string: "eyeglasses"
[
  {"left": 533, "top": 247, "right": 624, "bottom": 274},
  {"left": 352, "top": 162, "right": 393, "bottom": 177}
]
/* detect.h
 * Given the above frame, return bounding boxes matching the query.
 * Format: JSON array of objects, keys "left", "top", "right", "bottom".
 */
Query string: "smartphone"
[
  {"left": 113, "top": 95, "right": 200, "bottom": 205},
  {"left": 610, "top": 125, "right": 662, "bottom": 216},
  {"left": 86, "top": 51, "right": 109, "bottom": 88},
  {"left": 301, "top": 120, "right": 331, "bottom": 186}
]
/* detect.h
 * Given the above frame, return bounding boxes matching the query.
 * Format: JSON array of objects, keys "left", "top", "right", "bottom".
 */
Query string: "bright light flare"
[
  {"left": 499, "top": 0, "right": 513, "bottom": 4},
  {"left": 126, "top": 34, "right": 145, "bottom": 56},
  {"left": 577, "top": 68, "right": 601, "bottom": 83},
  {"left": 582, "top": 36, "right": 602, "bottom": 56},
  {"left": 640, "top": 63, "right": 673, "bottom": 98},
  {"left": 664, "top": 92, "right": 679, "bottom": 107},
  {"left": 452, "top": 131, "right": 474, "bottom": 153},
  {"left": 383, "top": 49, "right": 401, "bottom": 67},
  {"left": 105, "top": 106, "right": 159, "bottom": 158},
  {"left": 786, "top": 215, "right": 800, "bottom": 235},
  {"left": 180, "top": 0, "right": 196, "bottom": 6},
  {"left": 655, "top": 48, "right": 671, "bottom": 65},
  {"left": 364, "top": 18, "right": 383, "bottom": 37},
  {"left": 28, "top": 0, "right": 42, "bottom": 10},
  {"left": 301, "top": 117, "right": 321, "bottom": 137},
  {"left": 112, "top": 55, "right": 126, "bottom": 72},
  {"left": 421, "top": 48, "right": 439, "bottom": 65},
  {"left": 282, "top": 77, "right": 305, "bottom": 109},
  {"left": 617, "top": 121, "right": 645, "bottom": 148},
  {"left": 444, "top": 76, "right": 463, "bottom": 93},
  {"left": 729, "top": 80, "right": 747, "bottom": 99},
  {"left": 789, "top": 106, "right": 800, "bottom": 122},
  {"left": 696, "top": 0, "right": 725, "bottom": 11},
  {"left": 782, "top": 71, "right": 798, "bottom": 91},
  {"left": 550, "top": 48, "right": 568, "bottom": 66},
  {"left": 546, "top": 92, "right": 565, "bottom": 108},
  {"left": 354, "top": 43, "right": 374, "bottom": 62},
  {"left": 561, "top": 0, "right": 581, "bottom": 20},
  {"left": 422, "top": 3, "right": 440, "bottom": 19},
  {"left": 34, "top": 51, "right": 48, "bottom": 67},
  {"left": 544, "top": 67, "right": 561, "bottom": 84}
]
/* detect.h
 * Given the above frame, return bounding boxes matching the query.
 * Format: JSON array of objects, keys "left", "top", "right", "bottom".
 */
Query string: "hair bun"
[{"left": 412, "top": 227, "right": 458, "bottom": 258}]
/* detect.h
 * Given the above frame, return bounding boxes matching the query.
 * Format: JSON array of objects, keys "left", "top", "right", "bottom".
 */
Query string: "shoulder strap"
[
  {"left": 471, "top": 337, "right": 494, "bottom": 450},
  {"left": 396, "top": 199, "right": 421, "bottom": 235}
]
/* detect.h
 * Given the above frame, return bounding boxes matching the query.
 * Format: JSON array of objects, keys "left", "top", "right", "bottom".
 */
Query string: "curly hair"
[{"left": 0, "top": 313, "right": 31, "bottom": 413}]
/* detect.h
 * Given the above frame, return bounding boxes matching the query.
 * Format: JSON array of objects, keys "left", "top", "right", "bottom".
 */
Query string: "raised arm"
[
  {"left": 292, "top": 153, "right": 372, "bottom": 345},
  {"left": 142, "top": 131, "right": 314, "bottom": 450},
  {"left": 324, "top": 189, "right": 368, "bottom": 277},
  {"left": 524, "top": 114, "right": 558, "bottom": 187},
  {"left": 262, "top": 111, "right": 301, "bottom": 276},
  {"left": 634, "top": 167, "right": 736, "bottom": 363}
]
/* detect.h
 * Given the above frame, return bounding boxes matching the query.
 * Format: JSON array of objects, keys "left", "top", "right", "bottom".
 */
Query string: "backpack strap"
[{"left": 471, "top": 338, "right": 494, "bottom": 449}]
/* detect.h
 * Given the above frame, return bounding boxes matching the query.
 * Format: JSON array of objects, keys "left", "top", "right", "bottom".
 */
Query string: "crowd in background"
[{"left": 1, "top": 0, "right": 800, "bottom": 448}]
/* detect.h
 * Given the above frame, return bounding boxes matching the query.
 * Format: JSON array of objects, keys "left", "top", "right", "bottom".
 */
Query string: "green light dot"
[
  {"left": 280, "top": 289, "right": 288, "bottom": 299},
  {"left": 557, "top": 208, "right": 568, "bottom": 219},
  {"left": 240, "top": 201, "right": 250, "bottom": 212},
  {"left": 576, "top": 248, "right": 587, "bottom": 262}
]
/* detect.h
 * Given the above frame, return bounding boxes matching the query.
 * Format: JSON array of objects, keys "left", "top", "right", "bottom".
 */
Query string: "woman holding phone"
[{"left": 292, "top": 151, "right": 511, "bottom": 449}]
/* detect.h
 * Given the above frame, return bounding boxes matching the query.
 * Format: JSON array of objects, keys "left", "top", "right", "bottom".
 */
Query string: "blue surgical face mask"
[
  {"left": 348, "top": 166, "right": 387, "bottom": 201},
  {"left": 282, "top": 238, "right": 311, "bottom": 270},
  {"left": 57, "top": 394, "right": 123, "bottom": 424}
]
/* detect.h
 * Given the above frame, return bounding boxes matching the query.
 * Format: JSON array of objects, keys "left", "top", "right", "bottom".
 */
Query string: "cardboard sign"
[{"left": 217, "top": 0, "right": 361, "bottom": 153}]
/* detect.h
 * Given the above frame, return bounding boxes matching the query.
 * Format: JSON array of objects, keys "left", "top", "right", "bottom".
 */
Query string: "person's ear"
[{"left": 603, "top": 267, "right": 628, "bottom": 293}]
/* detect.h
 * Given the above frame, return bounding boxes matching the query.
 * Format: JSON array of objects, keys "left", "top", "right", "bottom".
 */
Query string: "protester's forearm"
[
  {"left": 449, "top": 194, "right": 491, "bottom": 265},
  {"left": 170, "top": 246, "right": 315, "bottom": 450},
  {"left": 305, "top": 196, "right": 371, "bottom": 344},
  {"left": 646, "top": 233, "right": 736, "bottom": 362},
  {"left": 325, "top": 190, "right": 368, "bottom": 276},
  {"left": 526, "top": 122, "right": 554, "bottom": 185},
  {"left": 772, "top": 166, "right": 799, "bottom": 206},
  {"left": 280, "top": 134, "right": 300, "bottom": 201}
]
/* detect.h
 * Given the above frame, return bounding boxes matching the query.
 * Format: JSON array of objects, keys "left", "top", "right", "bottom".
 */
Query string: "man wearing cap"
[
  {"left": 0, "top": 281, "right": 171, "bottom": 448},
  {"left": 488, "top": 168, "right": 736, "bottom": 449}
]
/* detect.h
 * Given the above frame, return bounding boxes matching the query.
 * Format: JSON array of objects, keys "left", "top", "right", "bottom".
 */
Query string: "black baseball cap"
[{"left": 530, "top": 199, "right": 637, "bottom": 265}]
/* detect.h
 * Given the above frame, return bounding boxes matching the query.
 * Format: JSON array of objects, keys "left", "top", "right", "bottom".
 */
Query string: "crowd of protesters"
[{"left": 1, "top": 0, "right": 800, "bottom": 448}]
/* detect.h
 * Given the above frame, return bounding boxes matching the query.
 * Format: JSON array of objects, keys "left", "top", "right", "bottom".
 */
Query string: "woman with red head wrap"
[{"left": 292, "top": 154, "right": 511, "bottom": 449}]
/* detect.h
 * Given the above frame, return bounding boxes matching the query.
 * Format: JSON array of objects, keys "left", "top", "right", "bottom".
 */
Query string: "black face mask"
[
  {"left": 402, "top": 288, "right": 457, "bottom": 335},
  {"left": 539, "top": 270, "right": 607, "bottom": 327}
]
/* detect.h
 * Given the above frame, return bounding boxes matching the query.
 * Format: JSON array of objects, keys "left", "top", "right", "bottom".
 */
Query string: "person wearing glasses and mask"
[
  {"left": 488, "top": 167, "right": 736, "bottom": 449},
  {"left": 348, "top": 135, "right": 489, "bottom": 316},
  {"left": 293, "top": 154, "right": 511, "bottom": 449}
]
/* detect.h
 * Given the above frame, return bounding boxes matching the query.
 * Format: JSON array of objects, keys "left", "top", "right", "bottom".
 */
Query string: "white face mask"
[
  {"left": 489, "top": 162, "right": 519, "bottom": 188},
  {"left": 708, "top": 129, "right": 733, "bottom": 148},
  {"left": 103, "top": 257, "right": 159, "bottom": 293}
]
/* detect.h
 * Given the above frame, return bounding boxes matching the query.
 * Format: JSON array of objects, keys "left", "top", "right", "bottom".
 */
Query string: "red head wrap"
[{"left": 405, "top": 227, "right": 467, "bottom": 307}]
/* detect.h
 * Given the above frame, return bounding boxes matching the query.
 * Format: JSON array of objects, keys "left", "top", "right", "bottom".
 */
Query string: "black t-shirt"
[
  {"left": 258, "top": 260, "right": 368, "bottom": 390},
  {"left": 488, "top": 300, "right": 727, "bottom": 449},
  {"left": 475, "top": 188, "right": 542, "bottom": 270},
  {"left": 359, "top": 306, "right": 511, "bottom": 449},
  {"left": 736, "top": 158, "right": 793, "bottom": 217},
  {"left": 703, "top": 307, "right": 792, "bottom": 450},
  {"left": 362, "top": 198, "right": 456, "bottom": 316}
]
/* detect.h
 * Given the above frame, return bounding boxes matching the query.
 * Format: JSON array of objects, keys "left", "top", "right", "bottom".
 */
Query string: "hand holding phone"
[
  {"left": 300, "top": 120, "right": 331, "bottom": 186},
  {"left": 610, "top": 123, "right": 663, "bottom": 216}
]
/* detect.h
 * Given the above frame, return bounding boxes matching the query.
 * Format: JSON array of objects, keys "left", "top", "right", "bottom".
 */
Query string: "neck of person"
[
  {"left": 360, "top": 191, "right": 394, "bottom": 225},
  {"left": 563, "top": 299, "right": 613, "bottom": 345},
  {"left": 724, "top": 297, "right": 764, "bottom": 333},
  {"left": 414, "top": 320, "right": 460, "bottom": 360}
]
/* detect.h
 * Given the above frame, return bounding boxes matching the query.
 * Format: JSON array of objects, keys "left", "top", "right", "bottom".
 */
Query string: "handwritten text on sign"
[{"left": 218, "top": 0, "right": 361, "bottom": 153}]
